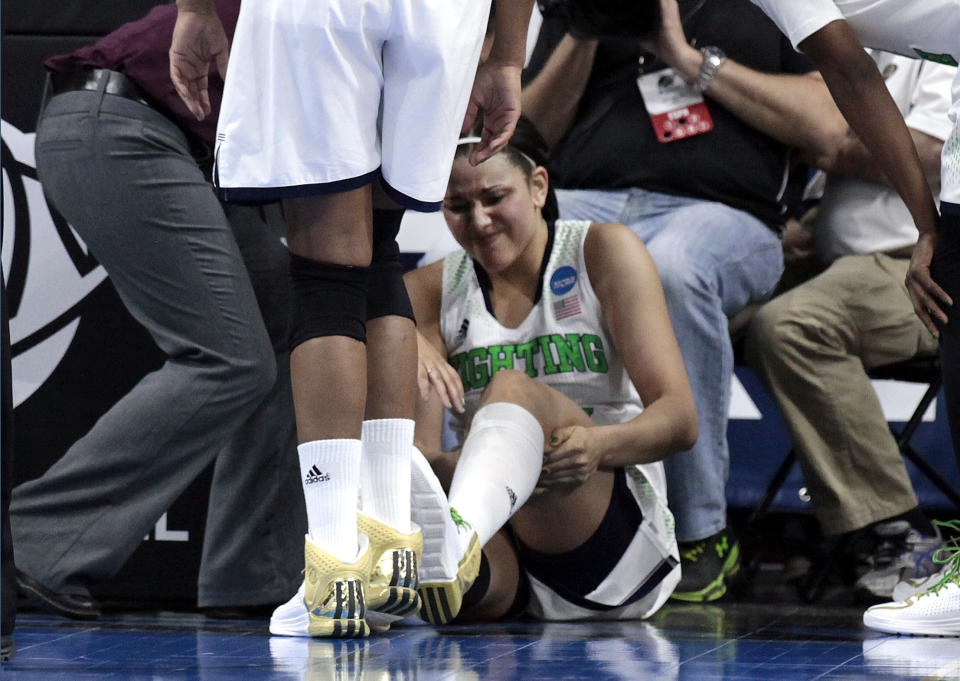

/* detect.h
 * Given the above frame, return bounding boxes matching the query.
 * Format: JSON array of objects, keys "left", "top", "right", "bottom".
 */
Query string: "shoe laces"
[{"left": 917, "top": 520, "right": 960, "bottom": 599}]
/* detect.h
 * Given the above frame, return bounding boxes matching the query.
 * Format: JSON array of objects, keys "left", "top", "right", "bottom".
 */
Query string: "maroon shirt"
[{"left": 44, "top": 0, "right": 240, "bottom": 144}]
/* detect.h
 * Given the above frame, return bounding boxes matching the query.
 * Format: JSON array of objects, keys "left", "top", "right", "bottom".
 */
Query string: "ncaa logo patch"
[{"left": 549, "top": 266, "right": 577, "bottom": 296}]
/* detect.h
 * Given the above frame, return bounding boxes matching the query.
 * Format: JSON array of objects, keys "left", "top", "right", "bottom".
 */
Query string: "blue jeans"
[{"left": 557, "top": 188, "right": 784, "bottom": 542}]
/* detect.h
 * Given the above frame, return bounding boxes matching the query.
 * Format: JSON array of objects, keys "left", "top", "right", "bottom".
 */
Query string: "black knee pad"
[
  {"left": 368, "top": 209, "right": 415, "bottom": 321},
  {"left": 288, "top": 253, "right": 369, "bottom": 349}
]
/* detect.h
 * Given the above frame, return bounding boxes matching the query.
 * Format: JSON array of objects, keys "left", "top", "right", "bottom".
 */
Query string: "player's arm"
[
  {"left": 800, "top": 59, "right": 953, "bottom": 185},
  {"left": 463, "top": 0, "right": 536, "bottom": 165},
  {"left": 547, "top": 223, "right": 698, "bottom": 479},
  {"left": 809, "top": 127, "right": 944, "bottom": 187},
  {"left": 170, "top": 0, "right": 229, "bottom": 121},
  {"left": 798, "top": 20, "right": 950, "bottom": 332}
]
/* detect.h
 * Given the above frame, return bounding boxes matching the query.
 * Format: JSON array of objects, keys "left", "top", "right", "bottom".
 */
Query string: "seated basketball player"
[{"left": 404, "top": 118, "right": 698, "bottom": 623}]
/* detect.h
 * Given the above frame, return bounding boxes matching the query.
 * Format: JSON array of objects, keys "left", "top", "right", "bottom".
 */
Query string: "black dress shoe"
[
  {"left": 1, "top": 634, "right": 15, "bottom": 662},
  {"left": 16, "top": 570, "right": 101, "bottom": 620}
]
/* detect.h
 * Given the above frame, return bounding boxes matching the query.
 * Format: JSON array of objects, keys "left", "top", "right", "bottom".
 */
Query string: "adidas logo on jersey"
[
  {"left": 456, "top": 318, "right": 470, "bottom": 342},
  {"left": 304, "top": 465, "right": 330, "bottom": 485}
]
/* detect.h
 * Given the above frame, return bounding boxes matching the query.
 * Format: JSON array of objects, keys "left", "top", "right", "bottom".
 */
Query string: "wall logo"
[{"left": 2, "top": 120, "right": 108, "bottom": 407}]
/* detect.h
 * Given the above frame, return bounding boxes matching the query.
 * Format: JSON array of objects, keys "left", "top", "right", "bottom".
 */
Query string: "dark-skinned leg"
[{"left": 282, "top": 187, "right": 373, "bottom": 637}]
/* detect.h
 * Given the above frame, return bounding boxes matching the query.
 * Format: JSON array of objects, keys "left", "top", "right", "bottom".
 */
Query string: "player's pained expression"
[{"left": 442, "top": 152, "right": 548, "bottom": 275}]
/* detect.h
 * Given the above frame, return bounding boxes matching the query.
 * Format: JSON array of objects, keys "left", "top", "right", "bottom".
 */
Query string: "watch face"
[{"left": 704, "top": 47, "right": 725, "bottom": 62}]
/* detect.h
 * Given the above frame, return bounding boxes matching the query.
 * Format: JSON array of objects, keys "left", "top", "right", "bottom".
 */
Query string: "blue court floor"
[{"left": 3, "top": 601, "right": 960, "bottom": 681}]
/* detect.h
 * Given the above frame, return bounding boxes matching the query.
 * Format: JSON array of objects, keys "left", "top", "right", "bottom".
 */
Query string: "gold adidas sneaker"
[{"left": 303, "top": 535, "right": 371, "bottom": 638}]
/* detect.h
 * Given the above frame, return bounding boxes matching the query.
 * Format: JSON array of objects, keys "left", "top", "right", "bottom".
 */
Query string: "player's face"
[{"left": 442, "top": 153, "right": 547, "bottom": 273}]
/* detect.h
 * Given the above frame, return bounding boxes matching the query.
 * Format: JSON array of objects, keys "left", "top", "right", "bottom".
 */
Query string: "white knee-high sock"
[
  {"left": 447, "top": 402, "right": 544, "bottom": 551},
  {"left": 360, "top": 418, "right": 413, "bottom": 533},
  {"left": 298, "top": 438, "right": 362, "bottom": 562}
]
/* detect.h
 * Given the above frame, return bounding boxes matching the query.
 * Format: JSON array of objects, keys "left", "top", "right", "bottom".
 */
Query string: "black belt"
[{"left": 49, "top": 68, "right": 152, "bottom": 107}]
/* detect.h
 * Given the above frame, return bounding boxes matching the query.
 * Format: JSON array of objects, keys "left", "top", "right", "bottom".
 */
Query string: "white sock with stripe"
[
  {"left": 298, "top": 438, "right": 362, "bottom": 563},
  {"left": 447, "top": 402, "right": 544, "bottom": 552},
  {"left": 360, "top": 418, "right": 413, "bottom": 533}
]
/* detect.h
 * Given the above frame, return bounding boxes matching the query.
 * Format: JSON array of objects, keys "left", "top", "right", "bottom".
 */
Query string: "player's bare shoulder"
[{"left": 583, "top": 221, "right": 653, "bottom": 279}]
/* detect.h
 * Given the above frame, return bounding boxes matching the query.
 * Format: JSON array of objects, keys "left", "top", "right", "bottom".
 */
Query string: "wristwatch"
[{"left": 696, "top": 46, "right": 726, "bottom": 92}]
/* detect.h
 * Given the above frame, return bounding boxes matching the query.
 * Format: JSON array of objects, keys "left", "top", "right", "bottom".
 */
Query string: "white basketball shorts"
[
  {"left": 523, "top": 463, "right": 681, "bottom": 621},
  {"left": 213, "top": 0, "right": 491, "bottom": 210}
]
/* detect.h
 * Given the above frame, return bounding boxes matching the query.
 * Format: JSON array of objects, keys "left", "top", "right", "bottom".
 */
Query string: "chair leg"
[
  {"left": 893, "top": 378, "right": 941, "bottom": 449},
  {"left": 889, "top": 376, "right": 960, "bottom": 510},
  {"left": 899, "top": 443, "right": 960, "bottom": 509},
  {"left": 747, "top": 450, "right": 798, "bottom": 529}
]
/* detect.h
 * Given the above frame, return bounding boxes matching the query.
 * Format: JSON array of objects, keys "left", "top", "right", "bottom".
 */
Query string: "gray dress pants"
[{"left": 11, "top": 85, "right": 304, "bottom": 607}]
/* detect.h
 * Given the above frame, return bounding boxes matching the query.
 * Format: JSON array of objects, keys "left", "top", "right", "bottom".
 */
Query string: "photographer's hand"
[{"left": 640, "top": 0, "right": 700, "bottom": 82}]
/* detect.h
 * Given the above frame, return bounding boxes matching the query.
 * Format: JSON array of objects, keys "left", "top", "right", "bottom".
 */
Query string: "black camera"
[{"left": 537, "top": 0, "right": 661, "bottom": 39}]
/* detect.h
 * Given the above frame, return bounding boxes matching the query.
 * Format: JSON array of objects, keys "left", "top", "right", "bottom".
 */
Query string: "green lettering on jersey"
[
  {"left": 914, "top": 48, "right": 958, "bottom": 66},
  {"left": 581, "top": 334, "right": 608, "bottom": 373},
  {"left": 465, "top": 347, "right": 490, "bottom": 390},
  {"left": 489, "top": 345, "right": 516, "bottom": 374},
  {"left": 553, "top": 334, "right": 586, "bottom": 372},
  {"left": 451, "top": 333, "right": 607, "bottom": 391},
  {"left": 515, "top": 340, "right": 540, "bottom": 378},
  {"left": 537, "top": 336, "right": 561, "bottom": 375}
]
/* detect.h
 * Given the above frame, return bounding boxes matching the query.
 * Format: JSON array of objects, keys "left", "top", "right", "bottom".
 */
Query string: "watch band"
[{"left": 696, "top": 46, "right": 726, "bottom": 92}]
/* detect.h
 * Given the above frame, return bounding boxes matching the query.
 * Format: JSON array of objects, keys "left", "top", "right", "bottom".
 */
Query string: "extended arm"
[
  {"left": 799, "top": 21, "right": 940, "bottom": 237},
  {"left": 807, "top": 127, "right": 944, "bottom": 187},
  {"left": 798, "top": 20, "right": 950, "bottom": 332}
]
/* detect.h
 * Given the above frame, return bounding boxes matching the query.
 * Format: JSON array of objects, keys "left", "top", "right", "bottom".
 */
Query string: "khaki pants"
[{"left": 746, "top": 254, "right": 939, "bottom": 535}]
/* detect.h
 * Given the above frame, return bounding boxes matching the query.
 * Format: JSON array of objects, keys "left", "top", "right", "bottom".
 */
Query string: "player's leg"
[
  {"left": 283, "top": 187, "right": 374, "bottom": 638},
  {"left": 513, "top": 464, "right": 681, "bottom": 621},
  {"left": 416, "top": 369, "right": 606, "bottom": 624},
  {"left": 934, "top": 205, "right": 960, "bottom": 467}
]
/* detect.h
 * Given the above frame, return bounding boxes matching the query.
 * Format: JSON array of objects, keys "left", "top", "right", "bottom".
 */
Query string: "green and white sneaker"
[{"left": 863, "top": 520, "right": 960, "bottom": 636}]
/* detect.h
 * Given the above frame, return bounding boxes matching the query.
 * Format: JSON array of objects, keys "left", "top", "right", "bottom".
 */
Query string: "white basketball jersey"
[{"left": 440, "top": 219, "right": 643, "bottom": 442}]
